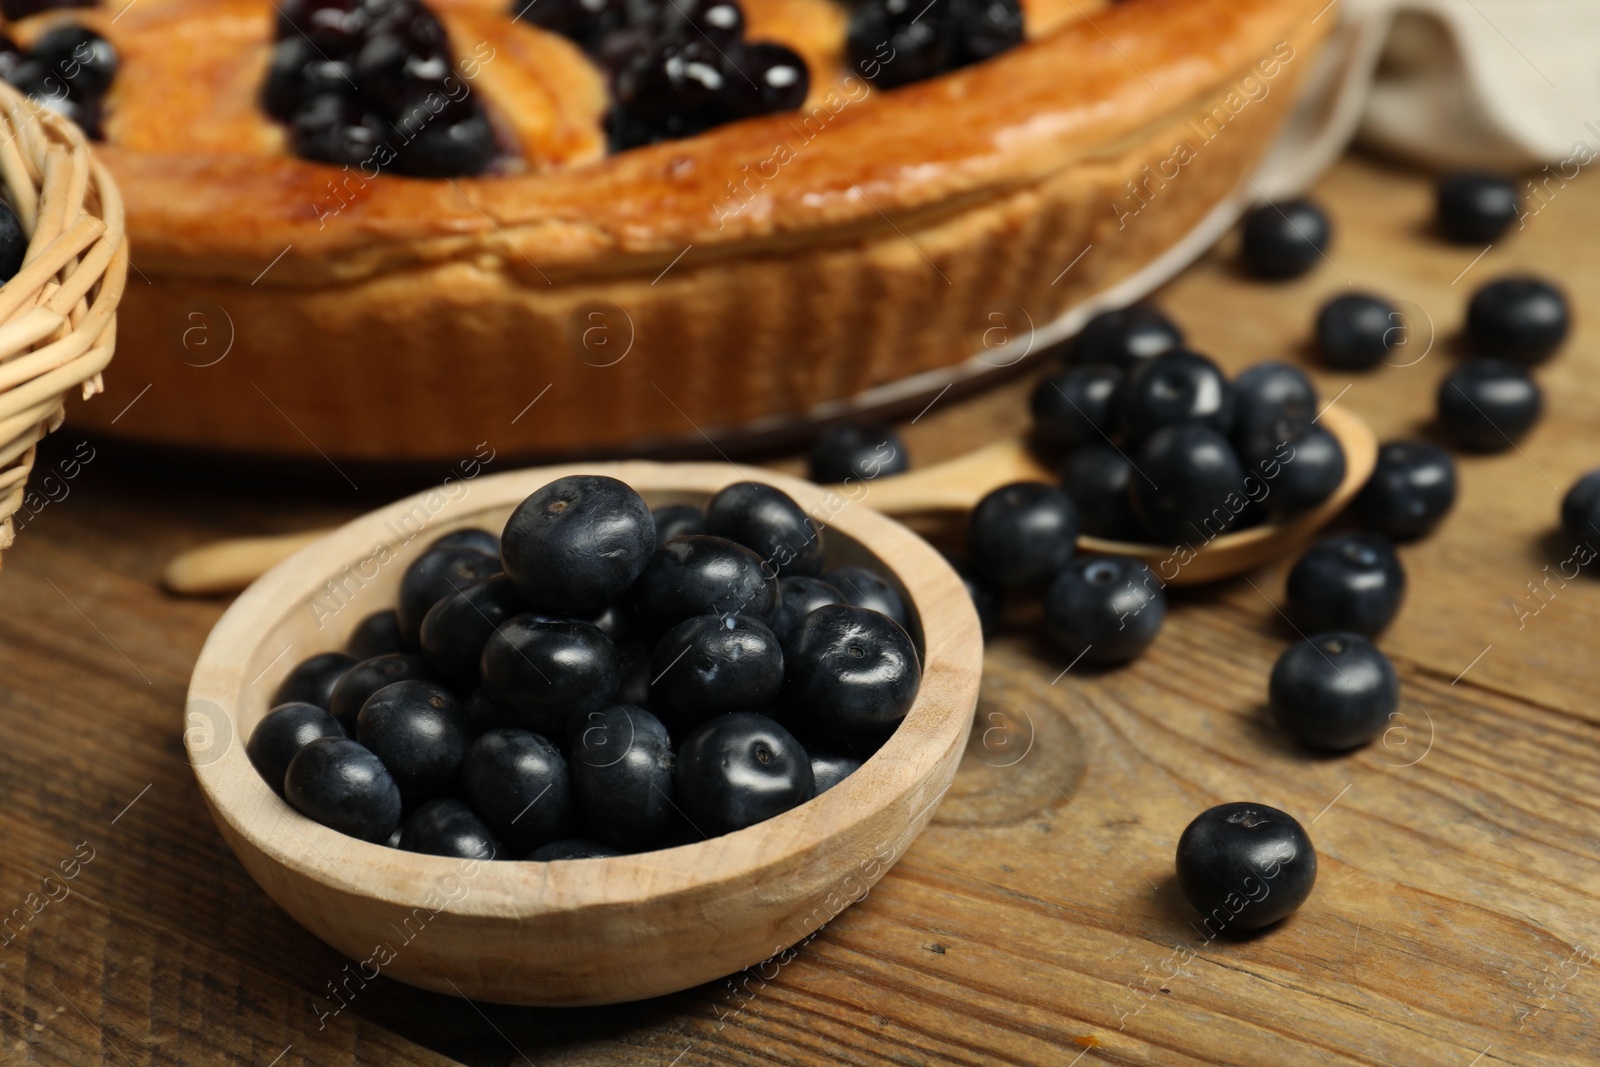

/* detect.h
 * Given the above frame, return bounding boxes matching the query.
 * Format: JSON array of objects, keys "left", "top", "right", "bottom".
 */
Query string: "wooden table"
[{"left": 3, "top": 154, "right": 1598, "bottom": 1065}]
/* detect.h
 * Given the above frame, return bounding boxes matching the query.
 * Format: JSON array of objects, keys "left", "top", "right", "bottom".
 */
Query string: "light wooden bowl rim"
[{"left": 186, "top": 461, "right": 983, "bottom": 921}]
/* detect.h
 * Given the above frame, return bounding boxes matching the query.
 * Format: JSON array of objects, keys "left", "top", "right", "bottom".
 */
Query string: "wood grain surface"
[{"left": 2, "top": 153, "right": 1598, "bottom": 1065}]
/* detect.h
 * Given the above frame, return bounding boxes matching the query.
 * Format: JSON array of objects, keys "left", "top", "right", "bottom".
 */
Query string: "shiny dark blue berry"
[
  {"left": 1286, "top": 532, "right": 1405, "bottom": 637},
  {"left": 631, "top": 535, "right": 780, "bottom": 633},
  {"left": 354, "top": 33, "right": 461, "bottom": 116},
  {"left": 1437, "top": 358, "right": 1542, "bottom": 452},
  {"left": 1560, "top": 470, "right": 1600, "bottom": 548},
  {"left": 480, "top": 616, "right": 619, "bottom": 736},
  {"left": 1270, "top": 633, "right": 1398, "bottom": 751},
  {"left": 461, "top": 728, "right": 575, "bottom": 854},
  {"left": 419, "top": 573, "right": 527, "bottom": 685},
  {"left": 1316, "top": 293, "right": 1399, "bottom": 370},
  {"left": 284, "top": 737, "right": 403, "bottom": 843},
  {"left": 397, "top": 543, "right": 500, "bottom": 647},
  {"left": 1069, "top": 305, "right": 1183, "bottom": 370},
  {"left": 726, "top": 40, "right": 809, "bottom": 116},
  {"left": 652, "top": 504, "right": 704, "bottom": 545},
  {"left": 1130, "top": 424, "right": 1247, "bottom": 544},
  {"left": 808, "top": 422, "right": 908, "bottom": 484},
  {"left": 399, "top": 798, "right": 502, "bottom": 860},
  {"left": 1230, "top": 361, "right": 1316, "bottom": 453},
  {"left": 809, "top": 749, "right": 862, "bottom": 794},
  {"left": 291, "top": 94, "right": 390, "bottom": 168},
  {"left": 248, "top": 703, "right": 345, "bottom": 795},
  {"left": 781, "top": 604, "right": 920, "bottom": 741},
  {"left": 1044, "top": 555, "right": 1164, "bottom": 667},
  {"left": 1465, "top": 276, "right": 1569, "bottom": 364},
  {"left": 529, "top": 839, "right": 622, "bottom": 861},
  {"left": 393, "top": 111, "right": 497, "bottom": 178},
  {"left": 347, "top": 609, "right": 405, "bottom": 659},
  {"left": 1176, "top": 802, "right": 1316, "bottom": 930},
  {"left": 1243, "top": 424, "right": 1344, "bottom": 517},
  {"left": 949, "top": 0, "right": 1023, "bottom": 65},
  {"left": 1241, "top": 198, "right": 1331, "bottom": 280},
  {"left": 32, "top": 25, "right": 116, "bottom": 98},
  {"left": 822, "top": 566, "right": 909, "bottom": 631},
  {"left": 611, "top": 38, "right": 732, "bottom": 147},
  {"left": 773, "top": 576, "right": 845, "bottom": 641},
  {"left": 848, "top": 0, "right": 949, "bottom": 89},
  {"left": 675, "top": 712, "right": 814, "bottom": 835},
  {"left": 327, "top": 652, "right": 434, "bottom": 728},
  {"left": 501, "top": 475, "right": 655, "bottom": 614},
  {"left": 568, "top": 705, "right": 675, "bottom": 849},
  {"left": 0, "top": 199, "right": 24, "bottom": 284},
  {"left": 1353, "top": 441, "right": 1457, "bottom": 541},
  {"left": 660, "top": 0, "right": 745, "bottom": 42},
  {"left": 968, "top": 482, "right": 1079, "bottom": 590},
  {"left": 356, "top": 679, "right": 471, "bottom": 803},
  {"left": 277, "top": 0, "right": 370, "bottom": 53},
  {"left": 704, "top": 482, "right": 823, "bottom": 578},
  {"left": 272, "top": 651, "right": 355, "bottom": 710},
  {"left": 1118, "top": 350, "right": 1233, "bottom": 443},
  {"left": 263, "top": 38, "right": 354, "bottom": 121},
  {"left": 1059, "top": 441, "right": 1141, "bottom": 541},
  {"left": 651, "top": 614, "right": 784, "bottom": 730},
  {"left": 1031, "top": 364, "right": 1122, "bottom": 451},
  {"left": 1436, "top": 171, "right": 1519, "bottom": 244}
]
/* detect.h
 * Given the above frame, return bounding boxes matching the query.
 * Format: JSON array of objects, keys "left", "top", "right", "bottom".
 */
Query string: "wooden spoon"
[{"left": 163, "top": 405, "right": 1375, "bottom": 594}]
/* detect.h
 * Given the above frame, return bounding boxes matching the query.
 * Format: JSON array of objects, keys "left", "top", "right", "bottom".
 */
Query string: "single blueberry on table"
[
  {"left": 1315, "top": 293, "right": 1399, "bottom": 370},
  {"left": 1058, "top": 442, "right": 1142, "bottom": 542},
  {"left": 1560, "top": 469, "right": 1600, "bottom": 549},
  {"left": 1436, "top": 171, "right": 1519, "bottom": 244},
  {"left": 1269, "top": 633, "right": 1399, "bottom": 751},
  {"left": 460, "top": 728, "right": 575, "bottom": 854},
  {"left": 1069, "top": 305, "right": 1184, "bottom": 370},
  {"left": 651, "top": 504, "right": 704, "bottom": 546},
  {"left": 1129, "top": 424, "right": 1247, "bottom": 545},
  {"left": 326, "top": 652, "right": 434, "bottom": 730},
  {"left": 808, "top": 422, "right": 908, "bottom": 484},
  {"left": 631, "top": 535, "right": 780, "bottom": 634},
  {"left": 809, "top": 749, "right": 863, "bottom": 794},
  {"left": 650, "top": 613, "right": 785, "bottom": 731},
  {"left": 1116, "top": 350, "right": 1234, "bottom": 443},
  {"left": 248, "top": 702, "right": 345, "bottom": 795},
  {"left": 346, "top": 609, "right": 404, "bottom": 659},
  {"left": 1286, "top": 532, "right": 1406, "bottom": 638},
  {"left": 1353, "top": 441, "right": 1457, "bottom": 541},
  {"left": 967, "top": 482, "right": 1079, "bottom": 590},
  {"left": 479, "top": 616, "right": 620, "bottom": 737},
  {"left": 704, "top": 481, "right": 824, "bottom": 578},
  {"left": 773, "top": 576, "right": 845, "bottom": 641},
  {"left": 674, "top": 712, "right": 814, "bottom": 836},
  {"left": 529, "top": 839, "right": 623, "bottom": 861},
  {"left": 399, "top": 798, "right": 503, "bottom": 860},
  {"left": 822, "top": 565, "right": 910, "bottom": 631},
  {"left": 272, "top": 651, "right": 355, "bottom": 710},
  {"left": 1044, "top": 555, "right": 1165, "bottom": 667},
  {"left": 396, "top": 544, "right": 500, "bottom": 648},
  {"left": 1240, "top": 197, "right": 1332, "bottom": 280},
  {"left": 1465, "top": 275, "right": 1569, "bottom": 364},
  {"left": 284, "top": 736, "right": 403, "bottom": 843},
  {"left": 1175, "top": 802, "right": 1317, "bottom": 931},
  {"left": 419, "top": 573, "right": 527, "bottom": 686},
  {"left": 356, "top": 679, "right": 471, "bottom": 804},
  {"left": 1030, "top": 364, "right": 1123, "bottom": 452},
  {"left": 781, "top": 604, "right": 920, "bottom": 742},
  {"left": 501, "top": 474, "right": 656, "bottom": 614},
  {"left": 1437, "top": 358, "right": 1543, "bottom": 452},
  {"left": 568, "top": 705, "right": 676, "bottom": 850}
]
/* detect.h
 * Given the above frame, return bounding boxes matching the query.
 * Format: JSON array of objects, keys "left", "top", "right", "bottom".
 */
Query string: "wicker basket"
[{"left": 0, "top": 81, "right": 126, "bottom": 564}]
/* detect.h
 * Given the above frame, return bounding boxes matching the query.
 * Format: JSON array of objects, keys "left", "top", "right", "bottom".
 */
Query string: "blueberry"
[
  {"left": 419, "top": 573, "right": 527, "bottom": 685},
  {"left": 328, "top": 652, "right": 435, "bottom": 727},
  {"left": 652, "top": 504, "right": 704, "bottom": 545},
  {"left": 1117, "top": 350, "right": 1233, "bottom": 443},
  {"left": 651, "top": 614, "right": 785, "bottom": 730},
  {"left": 1560, "top": 470, "right": 1600, "bottom": 548},
  {"left": 509, "top": 0, "right": 626, "bottom": 50},
  {"left": 613, "top": 639, "right": 652, "bottom": 706},
  {"left": 1465, "top": 276, "right": 1570, "bottom": 364},
  {"left": 1129, "top": 424, "right": 1247, "bottom": 544},
  {"left": 809, "top": 749, "right": 862, "bottom": 794},
  {"left": 1243, "top": 424, "right": 1345, "bottom": 517},
  {"left": 248, "top": 703, "right": 345, "bottom": 794},
  {"left": 354, "top": 33, "right": 464, "bottom": 118},
  {"left": 396, "top": 543, "right": 501, "bottom": 648},
  {"left": 369, "top": 0, "right": 451, "bottom": 54},
  {"left": 1044, "top": 556, "right": 1164, "bottom": 667},
  {"left": 1230, "top": 361, "right": 1317, "bottom": 453},
  {"left": 725, "top": 41, "right": 810, "bottom": 117},
  {"left": 808, "top": 422, "right": 908, "bottom": 484},
  {"left": 659, "top": 0, "right": 745, "bottom": 43},
  {"left": 948, "top": 0, "right": 1023, "bottom": 66},
  {"left": 610, "top": 38, "right": 732, "bottom": 148},
  {"left": 272, "top": 651, "right": 355, "bottom": 710},
  {"left": 399, "top": 798, "right": 502, "bottom": 860},
  {"left": 847, "top": 0, "right": 950, "bottom": 89},
  {"left": 1270, "top": 633, "right": 1399, "bottom": 751},
  {"left": 1069, "top": 305, "right": 1184, "bottom": 370},
  {"left": 347, "top": 609, "right": 405, "bottom": 658},
  {"left": 1058, "top": 442, "right": 1141, "bottom": 541},
  {"left": 1031, "top": 364, "right": 1123, "bottom": 451},
  {"left": 947, "top": 557, "right": 1001, "bottom": 638},
  {"left": 1436, "top": 171, "right": 1519, "bottom": 244},
  {"left": 1240, "top": 198, "right": 1331, "bottom": 280},
  {"left": 432, "top": 527, "right": 501, "bottom": 557},
  {"left": 1175, "top": 802, "right": 1317, "bottom": 931},
  {"left": 675, "top": 712, "right": 814, "bottom": 835},
  {"left": 528, "top": 839, "right": 622, "bottom": 861},
  {"left": 1315, "top": 293, "right": 1399, "bottom": 370},
  {"left": 480, "top": 616, "right": 619, "bottom": 736},
  {"left": 290, "top": 94, "right": 389, "bottom": 168},
  {"left": 704, "top": 482, "right": 824, "bottom": 578},
  {"left": 567, "top": 705, "right": 675, "bottom": 849},
  {"left": 821, "top": 566, "right": 910, "bottom": 630},
  {"left": 968, "top": 482, "right": 1078, "bottom": 590},
  {"left": 393, "top": 111, "right": 497, "bottom": 178},
  {"left": 1437, "top": 358, "right": 1542, "bottom": 452},
  {"left": 284, "top": 737, "right": 403, "bottom": 843},
  {"left": 631, "top": 535, "right": 780, "bottom": 634},
  {"left": 460, "top": 728, "right": 575, "bottom": 854},
  {"left": 781, "top": 604, "right": 920, "bottom": 741},
  {"left": 0, "top": 198, "right": 24, "bottom": 284},
  {"left": 1286, "top": 533, "right": 1405, "bottom": 637},
  {"left": 773, "top": 576, "right": 846, "bottom": 641},
  {"left": 263, "top": 38, "right": 355, "bottom": 121},
  {"left": 277, "top": 0, "right": 370, "bottom": 53},
  {"left": 1353, "top": 441, "right": 1457, "bottom": 540},
  {"left": 32, "top": 25, "right": 117, "bottom": 99},
  {"left": 501, "top": 475, "right": 655, "bottom": 614},
  {"left": 356, "top": 679, "right": 471, "bottom": 803}
]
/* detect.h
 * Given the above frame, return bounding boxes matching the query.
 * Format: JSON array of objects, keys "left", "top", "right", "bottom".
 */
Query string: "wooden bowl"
[{"left": 184, "top": 462, "right": 983, "bottom": 1006}]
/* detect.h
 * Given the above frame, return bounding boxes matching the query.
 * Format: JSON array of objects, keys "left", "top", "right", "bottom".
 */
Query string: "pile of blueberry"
[
  {"left": 0, "top": 23, "right": 117, "bottom": 139},
  {"left": 250, "top": 475, "right": 922, "bottom": 860},
  {"left": 263, "top": 0, "right": 497, "bottom": 176},
  {"left": 845, "top": 0, "right": 1025, "bottom": 91}
]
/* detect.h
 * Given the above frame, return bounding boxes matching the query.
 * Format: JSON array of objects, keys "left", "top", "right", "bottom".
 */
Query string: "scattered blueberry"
[
  {"left": 1286, "top": 533, "right": 1406, "bottom": 637},
  {"left": 480, "top": 616, "right": 620, "bottom": 736},
  {"left": 347, "top": 609, "right": 405, "bottom": 658},
  {"left": 781, "top": 604, "right": 920, "bottom": 741},
  {"left": 631, "top": 535, "right": 780, "bottom": 633},
  {"left": 808, "top": 422, "right": 908, "bottom": 484},
  {"left": 968, "top": 482, "right": 1079, "bottom": 590},
  {"left": 1270, "top": 633, "right": 1399, "bottom": 751},
  {"left": 675, "top": 712, "right": 814, "bottom": 835},
  {"left": 1069, "top": 305, "right": 1184, "bottom": 370},
  {"left": 651, "top": 614, "right": 785, "bottom": 731},
  {"left": 327, "top": 652, "right": 434, "bottom": 729},
  {"left": 1240, "top": 198, "right": 1331, "bottom": 280},
  {"left": 773, "top": 576, "right": 846, "bottom": 641},
  {"left": 284, "top": 737, "right": 403, "bottom": 843},
  {"left": 399, "top": 798, "right": 502, "bottom": 860},
  {"left": 1031, "top": 364, "right": 1123, "bottom": 451},
  {"left": 567, "top": 705, "right": 675, "bottom": 849},
  {"left": 809, "top": 749, "right": 862, "bottom": 794},
  {"left": 1058, "top": 442, "right": 1142, "bottom": 541},
  {"left": 460, "top": 728, "right": 575, "bottom": 854},
  {"left": 272, "top": 651, "right": 355, "bottom": 710},
  {"left": 1436, "top": 171, "right": 1519, "bottom": 244},
  {"left": 1465, "top": 276, "right": 1569, "bottom": 364},
  {"left": 822, "top": 565, "right": 910, "bottom": 631},
  {"left": 1175, "top": 802, "right": 1317, "bottom": 930},
  {"left": 1044, "top": 556, "right": 1165, "bottom": 667},
  {"left": 501, "top": 474, "right": 655, "bottom": 614},
  {"left": 1129, "top": 424, "right": 1246, "bottom": 544},
  {"left": 652, "top": 504, "right": 704, "bottom": 545},
  {"left": 248, "top": 703, "right": 345, "bottom": 795},
  {"left": 1560, "top": 469, "right": 1600, "bottom": 548},
  {"left": 1353, "top": 441, "right": 1457, "bottom": 540},
  {"left": 704, "top": 481, "right": 823, "bottom": 578},
  {"left": 1117, "top": 350, "right": 1234, "bottom": 443},
  {"left": 419, "top": 573, "right": 527, "bottom": 685},
  {"left": 396, "top": 544, "right": 500, "bottom": 648},
  {"left": 1437, "top": 358, "right": 1543, "bottom": 452},
  {"left": 1316, "top": 293, "right": 1399, "bottom": 370}
]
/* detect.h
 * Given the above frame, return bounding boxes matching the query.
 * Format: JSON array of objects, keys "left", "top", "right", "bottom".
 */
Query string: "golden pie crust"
[{"left": 38, "top": 0, "right": 1330, "bottom": 459}]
